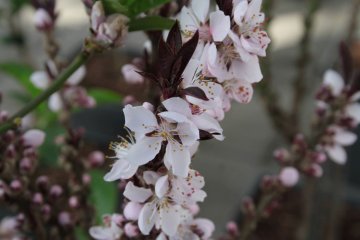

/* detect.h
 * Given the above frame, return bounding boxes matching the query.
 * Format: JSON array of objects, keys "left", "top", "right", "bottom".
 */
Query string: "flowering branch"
[{"left": 0, "top": 51, "right": 90, "bottom": 135}]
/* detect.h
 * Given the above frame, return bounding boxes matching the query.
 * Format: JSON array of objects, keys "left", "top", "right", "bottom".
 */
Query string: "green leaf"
[
  {"left": 75, "top": 227, "right": 88, "bottom": 240},
  {"left": 129, "top": 16, "right": 175, "bottom": 32},
  {"left": 126, "top": 0, "right": 171, "bottom": 17},
  {"left": 0, "top": 62, "right": 40, "bottom": 97},
  {"left": 101, "top": 0, "right": 128, "bottom": 15},
  {"left": 88, "top": 89, "right": 122, "bottom": 104},
  {"left": 10, "top": 0, "right": 30, "bottom": 13},
  {"left": 90, "top": 170, "right": 118, "bottom": 223}
]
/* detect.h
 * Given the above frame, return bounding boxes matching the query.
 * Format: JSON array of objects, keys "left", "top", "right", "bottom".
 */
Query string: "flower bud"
[
  {"left": 5, "top": 145, "right": 16, "bottom": 159},
  {"left": 2, "top": 130, "right": 15, "bottom": 143},
  {"left": 90, "top": 1, "right": 105, "bottom": 32},
  {"left": 20, "top": 157, "right": 33, "bottom": 173},
  {"left": 124, "top": 223, "right": 139, "bottom": 238},
  {"left": 50, "top": 185, "right": 63, "bottom": 198},
  {"left": 226, "top": 221, "right": 239, "bottom": 236},
  {"left": 41, "top": 204, "right": 51, "bottom": 221},
  {"left": 69, "top": 196, "right": 79, "bottom": 208},
  {"left": 124, "top": 202, "right": 142, "bottom": 221},
  {"left": 261, "top": 175, "right": 277, "bottom": 190},
  {"left": 0, "top": 111, "right": 9, "bottom": 123},
  {"left": 10, "top": 180, "right": 22, "bottom": 192},
  {"left": 278, "top": 167, "right": 300, "bottom": 187},
  {"left": 58, "top": 211, "right": 72, "bottom": 226},
  {"left": 32, "top": 192, "right": 44, "bottom": 205},
  {"left": 273, "top": 148, "right": 290, "bottom": 163},
  {"left": 22, "top": 129, "right": 45, "bottom": 148},
  {"left": 82, "top": 174, "right": 92, "bottom": 185},
  {"left": 36, "top": 176, "right": 49, "bottom": 190},
  {"left": 88, "top": 151, "right": 105, "bottom": 167},
  {"left": 34, "top": 8, "right": 53, "bottom": 31},
  {"left": 123, "top": 95, "right": 136, "bottom": 105},
  {"left": 242, "top": 197, "right": 255, "bottom": 217},
  {"left": 311, "top": 151, "right": 327, "bottom": 163},
  {"left": 306, "top": 164, "right": 323, "bottom": 178}
]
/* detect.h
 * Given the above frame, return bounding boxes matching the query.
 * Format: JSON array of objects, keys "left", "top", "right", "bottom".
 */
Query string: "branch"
[
  {"left": 290, "top": 0, "right": 322, "bottom": 128},
  {"left": 0, "top": 50, "right": 91, "bottom": 135}
]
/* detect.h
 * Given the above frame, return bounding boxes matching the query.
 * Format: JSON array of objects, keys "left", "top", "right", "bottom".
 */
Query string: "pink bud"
[
  {"left": 111, "top": 214, "right": 125, "bottom": 226},
  {"left": 142, "top": 102, "right": 154, "bottom": 112},
  {"left": 5, "top": 145, "right": 16, "bottom": 159},
  {"left": 32, "top": 192, "right": 44, "bottom": 205},
  {"left": 22, "top": 129, "right": 45, "bottom": 147},
  {"left": 82, "top": 174, "right": 92, "bottom": 185},
  {"left": 226, "top": 221, "right": 239, "bottom": 236},
  {"left": 307, "top": 164, "right": 323, "bottom": 178},
  {"left": 88, "top": 151, "right": 105, "bottom": 167},
  {"left": 261, "top": 175, "right": 277, "bottom": 190},
  {"left": 34, "top": 8, "right": 53, "bottom": 31},
  {"left": 50, "top": 185, "right": 63, "bottom": 198},
  {"left": 124, "top": 202, "right": 142, "bottom": 221},
  {"left": 312, "top": 151, "right": 327, "bottom": 163},
  {"left": 242, "top": 197, "right": 255, "bottom": 216},
  {"left": 123, "top": 95, "right": 136, "bottom": 105},
  {"left": 58, "top": 211, "right": 72, "bottom": 226},
  {"left": 10, "top": 180, "right": 22, "bottom": 192},
  {"left": 273, "top": 148, "right": 290, "bottom": 163},
  {"left": 124, "top": 223, "right": 139, "bottom": 238},
  {"left": 20, "top": 157, "right": 33, "bottom": 172},
  {"left": 0, "top": 111, "right": 9, "bottom": 122},
  {"left": 188, "top": 204, "right": 200, "bottom": 215},
  {"left": 41, "top": 204, "right": 51, "bottom": 218},
  {"left": 279, "top": 167, "right": 300, "bottom": 187},
  {"left": 193, "top": 218, "right": 215, "bottom": 239},
  {"left": 69, "top": 196, "right": 79, "bottom": 208},
  {"left": 36, "top": 176, "right": 49, "bottom": 190}
]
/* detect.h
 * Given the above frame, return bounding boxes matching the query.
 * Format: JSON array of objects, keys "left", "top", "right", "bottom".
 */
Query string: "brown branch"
[{"left": 290, "top": 0, "right": 322, "bottom": 128}]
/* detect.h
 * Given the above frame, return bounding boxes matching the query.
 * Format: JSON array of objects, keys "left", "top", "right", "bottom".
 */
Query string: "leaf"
[
  {"left": 128, "top": 16, "right": 175, "bottom": 32},
  {"left": 166, "top": 21, "right": 182, "bottom": 53},
  {"left": 75, "top": 228, "right": 88, "bottom": 240},
  {"left": 182, "top": 87, "right": 209, "bottom": 101},
  {"left": 126, "top": 0, "right": 171, "bottom": 17},
  {"left": 90, "top": 170, "right": 118, "bottom": 223},
  {"left": 101, "top": 0, "right": 128, "bottom": 15},
  {"left": 10, "top": 0, "right": 29, "bottom": 13},
  {"left": 216, "top": 0, "right": 233, "bottom": 17},
  {"left": 88, "top": 89, "right": 122, "bottom": 104},
  {"left": 0, "top": 62, "right": 40, "bottom": 97}
]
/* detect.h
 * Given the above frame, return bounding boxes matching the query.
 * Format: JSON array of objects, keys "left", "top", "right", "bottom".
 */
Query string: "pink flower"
[
  {"left": 34, "top": 8, "right": 53, "bottom": 31},
  {"left": 22, "top": 129, "right": 45, "bottom": 147}
]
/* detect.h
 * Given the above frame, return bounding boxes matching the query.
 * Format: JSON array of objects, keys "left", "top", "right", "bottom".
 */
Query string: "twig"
[
  {"left": 0, "top": 50, "right": 91, "bottom": 134},
  {"left": 290, "top": 0, "right": 322, "bottom": 128},
  {"left": 346, "top": 0, "right": 360, "bottom": 44}
]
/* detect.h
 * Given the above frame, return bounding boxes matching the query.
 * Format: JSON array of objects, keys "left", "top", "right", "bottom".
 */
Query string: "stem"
[
  {"left": 0, "top": 51, "right": 91, "bottom": 135},
  {"left": 346, "top": 0, "right": 360, "bottom": 44},
  {"left": 290, "top": 0, "right": 321, "bottom": 128}
]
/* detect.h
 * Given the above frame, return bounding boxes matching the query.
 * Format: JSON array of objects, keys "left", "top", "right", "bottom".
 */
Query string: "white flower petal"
[
  {"left": 191, "top": 114, "right": 223, "bottom": 139},
  {"left": 179, "top": 6, "right": 199, "bottom": 35},
  {"left": 233, "top": 0, "right": 248, "bottom": 25},
  {"left": 123, "top": 182, "right": 152, "bottom": 203},
  {"left": 126, "top": 136, "right": 163, "bottom": 166},
  {"left": 165, "top": 142, "right": 191, "bottom": 177},
  {"left": 232, "top": 55, "right": 263, "bottom": 83},
  {"left": 49, "top": 93, "right": 63, "bottom": 112},
  {"left": 346, "top": 103, "right": 360, "bottom": 123},
  {"left": 104, "top": 160, "right": 138, "bottom": 181},
  {"left": 155, "top": 175, "right": 169, "bottom": 199},
  {"left": 334, "top": 130, "right": 357, "bottom": 146},
  {"left": 89, "top": 226, "right": 115, "bottom": 240},
  {"left": 143, "top": 171, "right": 161, "bottom": 185},
  {"left": 193, "top": 218, "right": 215, "bottom": 239},
  {"left": 160, "top": 205, "right": 182, "bottom": 237},
  {"left": 209, "top": 10, "right": 230, "bottom": 42},
  {"left": 123, "top": 105, "right": 158, "bottom": 137},
  {"left": 30, "top": 71, "right": 50, "bottom": 89},
  {"left": 190, "top": 0, "right": 209, "bottom": 23},
  {"left": 67, "top": 66, "right": 86, "bottom": 85},
  {"left": 138, "top": 201, "right": 157, "bottom": 235},
  {"left": 323, "top": 70, "right": 344, "bottom": 96},
  {"left": 162, "top": 97, "right": 191, "bottom": 117},
  {"left": 177, "top": 122, "right": 200, "bottom": 146},
  {"left": 326, "top": 145, "right": 347, "bottom": 164},
  {"left": 158, "top": 111, "right": 189, "bottom": 123},
  {"left": 245, "top": 0, "right": 263, "bottom": 20}
]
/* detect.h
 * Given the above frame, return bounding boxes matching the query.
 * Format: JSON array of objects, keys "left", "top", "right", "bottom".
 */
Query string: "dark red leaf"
[
  {"left": 158, "top": 36, "right": 176, "bottom": 78},
  {"left": 216, "top": 0, "right": 233, "bottom": 17},
  {"left": 199, "top": 130, "right": 214, "bottom": 140},
  {"left": 182, "top": 87, "right": 209, "bottom": 101},
  {"left": 166, "top": 21, "right": 182, "bottom": 53},
  {"left": 339, "top": 42, "right": 353, "bottom": 83}
]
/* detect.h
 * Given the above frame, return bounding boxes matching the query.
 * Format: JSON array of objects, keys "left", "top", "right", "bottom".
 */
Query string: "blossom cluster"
[{"left": 91, "top": 0, "right": 270, "bottom": 239}]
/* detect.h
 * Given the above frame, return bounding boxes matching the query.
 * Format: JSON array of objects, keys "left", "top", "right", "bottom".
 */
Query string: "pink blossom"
[{"left": 278, "top": 167, "right": 300, "bottom": 187}]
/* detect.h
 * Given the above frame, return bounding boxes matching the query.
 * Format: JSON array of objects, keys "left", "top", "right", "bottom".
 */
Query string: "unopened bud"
[
  {"left": 69, "top": 196, "right": 79, "bottom": 208},
  {"left": 22, "top": 129, "right": 45, "bottom": 148},
  {"left": 50, "top": 185, "right": 63, "bottom": 198},
  {"left": 278, "top": 167, "right": 300, "bottom": 187},
  {"left": 273, "top": 148, "right": 290, "bottom": 163},
  {"left": 306, "top": 164, "right": 323, "bottom": 178},
  {"left": 242, "top": 197, "right": 255, "bottom": 217},
  {"left": 226, "top": 221, "right": 239, "bottom": 236},
  {"left": 123, "top": 95, "right": 136, "bottom": 105},
  {"left": 82, "top": 174, "right": 92, "bottom": 185},
  {"left": 10, "top": 180, "right": 22, "bottom": 192},
  {"left": 88, "top": 151, "right": 105, "bottom": 167},
  {"left": 20, "top": 157, "right": 33, "bottom": 173},
  {"left": 34, "top": 8, "right": 53, "bottom": 31},
  {"left": 32, "top": 192, "right": 44, "bottom": 205},
  {"left": 124, "top": 223, "right": 139, "bottom": 238},
  {"left": 58, "top": 211, "right": 72, "bottom": 226},
  {"left": 36, "top": 176, "right": 49, "bottom": 190},
  {"left": 5, "top": 145, "right": 16, "bottom": 159}
]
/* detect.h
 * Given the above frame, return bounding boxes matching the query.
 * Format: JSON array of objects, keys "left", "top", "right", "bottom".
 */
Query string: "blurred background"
[{"left": 1, "top": 0, "right": 360, "bottom": 239}]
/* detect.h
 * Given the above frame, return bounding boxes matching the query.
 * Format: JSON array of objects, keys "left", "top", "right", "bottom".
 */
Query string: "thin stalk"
[
  {"left": 290, "top": 0, "right": 321, "bottom": 128},
  {"left": 0, "top": 51, "right": 91, "bottom": 135}
]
